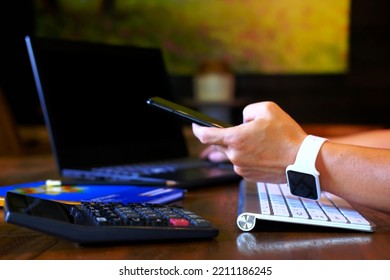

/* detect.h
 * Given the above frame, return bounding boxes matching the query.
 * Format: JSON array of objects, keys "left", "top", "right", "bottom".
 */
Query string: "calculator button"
[{"left": 169, "top": 218, "right": 190, "bottom": 227}]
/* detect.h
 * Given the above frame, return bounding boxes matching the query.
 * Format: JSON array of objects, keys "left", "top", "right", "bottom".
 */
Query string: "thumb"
[{"left": 192, "top": 123, "right": 227, "bottom": 146}]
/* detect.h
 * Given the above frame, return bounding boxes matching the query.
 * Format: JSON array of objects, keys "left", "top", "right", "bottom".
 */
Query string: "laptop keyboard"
[
  {"left": 92, "top": 158, "right": 220, "bottom": 176},
  {"left": 237, "top": 181, "right": 374, "bottom": 232}
]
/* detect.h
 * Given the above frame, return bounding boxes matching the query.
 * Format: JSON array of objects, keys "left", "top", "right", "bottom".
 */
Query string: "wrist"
[{"left": 286, "top": 135, "right": 328, "bottom": 200}]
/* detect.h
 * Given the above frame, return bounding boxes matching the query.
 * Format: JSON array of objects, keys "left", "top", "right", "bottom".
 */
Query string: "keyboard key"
[
  {"left": 301, "top": 199, "right": 328, "bottom": 221},
  {"left": 257, "top": 182, "right": 271, "bottom": 215},
  {"left": 318, "top": 195, "right": 348, "bottom": 223},
  {"left": 340, "top": 210, "right": 371, "bottom": 225},
  {"left": 267, "top": 183, "right": 290, "bottom": 217},
  {"left": 280, "top": 184, "right": 309, "bottom": 219},
  {"left": 169, "top": 218, "right": 190, "bottom": 227}
]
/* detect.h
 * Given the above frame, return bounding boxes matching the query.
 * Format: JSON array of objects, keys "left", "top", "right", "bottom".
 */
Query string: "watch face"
[{"left": 287, "top": 170, "right": 319, "bottom": 200}]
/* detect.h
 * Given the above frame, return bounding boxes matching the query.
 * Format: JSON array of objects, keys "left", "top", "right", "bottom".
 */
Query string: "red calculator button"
[{"left": 169, "top": 218, "right": 190, "bottom": 227}]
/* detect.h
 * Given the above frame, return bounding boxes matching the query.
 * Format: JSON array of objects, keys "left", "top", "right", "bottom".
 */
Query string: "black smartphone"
[{"left": 146, "top": 96, "right": 232, "bottom": 128}]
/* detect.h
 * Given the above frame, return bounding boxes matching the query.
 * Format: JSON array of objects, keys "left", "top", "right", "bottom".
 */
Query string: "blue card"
[{"left": 0, "top": 181, "right": 186, "bottom": 206}]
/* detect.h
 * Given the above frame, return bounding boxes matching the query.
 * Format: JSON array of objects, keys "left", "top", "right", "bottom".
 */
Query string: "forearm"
[
  {"left": 317, "top": 141, "right": 390, "bottom": 213},
  {"left": 331, "top": 129, "right": 390, "bottom": 149}
]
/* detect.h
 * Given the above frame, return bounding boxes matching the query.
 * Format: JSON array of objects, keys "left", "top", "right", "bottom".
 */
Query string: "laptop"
[{"left": 25, "top": 35, "right": 240, "bottom": 188}]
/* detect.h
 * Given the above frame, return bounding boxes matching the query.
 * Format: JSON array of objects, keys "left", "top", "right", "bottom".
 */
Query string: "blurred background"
[{"left": 1, "top": 0, "right": 389, "bottom": 156}]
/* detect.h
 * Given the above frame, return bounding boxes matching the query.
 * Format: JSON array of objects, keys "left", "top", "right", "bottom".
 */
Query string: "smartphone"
[{"left": 146, "top": 96, "right": 232, "bottom": 128}]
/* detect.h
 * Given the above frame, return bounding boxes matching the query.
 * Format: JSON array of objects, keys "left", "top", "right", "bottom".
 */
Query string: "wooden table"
[{"left": 1, "top": 154, "right": 390, "bottom": 260}]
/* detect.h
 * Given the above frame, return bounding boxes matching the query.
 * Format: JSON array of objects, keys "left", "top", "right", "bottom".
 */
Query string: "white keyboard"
[{"left": 237, "top": 180, "right": 374, "bottom": 232}]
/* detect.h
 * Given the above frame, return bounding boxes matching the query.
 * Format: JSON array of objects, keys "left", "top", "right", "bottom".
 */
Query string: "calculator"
[{"left": 3, "top": 191, "right": 219, "bottom": 244}]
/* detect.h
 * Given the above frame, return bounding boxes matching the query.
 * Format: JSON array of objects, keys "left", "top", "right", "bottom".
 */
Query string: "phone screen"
[{"left": 146, "top": 96, "right": 232, "bottom": 128}]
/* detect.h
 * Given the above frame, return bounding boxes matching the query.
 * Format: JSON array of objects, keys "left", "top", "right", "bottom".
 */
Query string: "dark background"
[{"left": 1, "top": 0, "right": 390, "bottom": 126}]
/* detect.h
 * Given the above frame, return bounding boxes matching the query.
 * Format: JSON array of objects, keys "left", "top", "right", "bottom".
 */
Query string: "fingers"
[
  {"left": 192, "top": 123, "right": 228, "bottom": 146},
  {"left": 201, "top": 146, "right": 229, "bottom": 162}
]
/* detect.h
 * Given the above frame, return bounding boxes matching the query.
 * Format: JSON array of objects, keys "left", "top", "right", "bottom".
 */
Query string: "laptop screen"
[{"left": 26, "top": 36, "right": 188, "bottom": 169}]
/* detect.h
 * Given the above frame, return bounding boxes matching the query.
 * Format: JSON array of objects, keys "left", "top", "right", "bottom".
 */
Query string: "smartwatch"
[{"left": 286, "top": 135, "right": 327, "bottom": 200}]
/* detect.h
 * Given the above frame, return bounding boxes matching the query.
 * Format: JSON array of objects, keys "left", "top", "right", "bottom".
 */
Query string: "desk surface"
[{"left": 1, "top": 155, "right": 390, "bottom": 260}]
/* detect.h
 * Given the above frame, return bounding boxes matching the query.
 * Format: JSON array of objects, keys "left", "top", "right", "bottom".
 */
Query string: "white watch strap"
[{"left": 293, "top": 135, "right": 327, "bottom": 171}]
